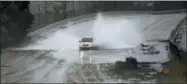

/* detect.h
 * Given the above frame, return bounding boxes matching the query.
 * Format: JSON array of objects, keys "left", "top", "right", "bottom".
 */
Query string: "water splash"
[
  {"left": 92, "top": 12, "right": 143, "bottom": 49},
  {"left": 14, "top": 29, "right": 80, "bottom": 50}
]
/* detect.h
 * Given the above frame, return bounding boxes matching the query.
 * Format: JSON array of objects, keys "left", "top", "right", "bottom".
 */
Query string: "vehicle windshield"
[{"left": 80, "top": 38, "right": 93, "bottom": 42}]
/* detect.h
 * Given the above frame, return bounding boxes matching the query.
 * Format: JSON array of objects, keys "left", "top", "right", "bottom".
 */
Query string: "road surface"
[{"left": 1, "top": 11, "right": 186, "bottom": 83}]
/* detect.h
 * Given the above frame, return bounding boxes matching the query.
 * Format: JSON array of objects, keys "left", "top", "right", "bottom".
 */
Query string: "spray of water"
[
  {"left": 16, "top": 12, "right": 143, "bottom": 50},
  {"left": 15, "top": 29, "right": 80, "bottom": 51},
  {"left": 92, "top": 12, "right": 143, "bottom": 49}
]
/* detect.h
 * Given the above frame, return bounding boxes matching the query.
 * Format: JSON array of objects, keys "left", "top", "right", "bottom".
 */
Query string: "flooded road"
[
  {"left": 1, "top": 50, "right": 63, "bottom": 83},
  {"left": 1, "top": 49, "right": 185, "bottom": 83},
  {"left": 1, "top": 11, "right": 186, "bottom": 83}
]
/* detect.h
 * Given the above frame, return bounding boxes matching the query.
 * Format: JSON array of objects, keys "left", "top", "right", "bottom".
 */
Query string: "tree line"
[{"left": 0, "top": 1, "right": 34, "bottom": 48}]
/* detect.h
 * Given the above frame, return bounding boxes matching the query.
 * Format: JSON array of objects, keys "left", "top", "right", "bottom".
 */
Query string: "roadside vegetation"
[{"left": 0, "top": 1, "right": 34, "bottom": 48}]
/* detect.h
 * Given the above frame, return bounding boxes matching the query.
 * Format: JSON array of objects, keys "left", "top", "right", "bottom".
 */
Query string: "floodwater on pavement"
[{"left": 1, "top": 12, "right": 186, "bottom": 83}]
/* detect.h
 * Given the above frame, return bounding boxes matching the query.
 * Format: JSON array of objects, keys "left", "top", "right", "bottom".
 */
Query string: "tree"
[{"left": 0, "top": 1, "right": 34, "bottom": 48}]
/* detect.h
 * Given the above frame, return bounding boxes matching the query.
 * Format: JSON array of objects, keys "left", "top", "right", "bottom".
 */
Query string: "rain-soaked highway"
[{"left": 1, "top": 11, "right": 186, "bottom": 83}]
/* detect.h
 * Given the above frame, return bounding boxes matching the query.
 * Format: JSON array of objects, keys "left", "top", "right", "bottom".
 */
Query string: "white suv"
[{"left": 79, "top": 37, "right": 94, "bottom": 51}]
